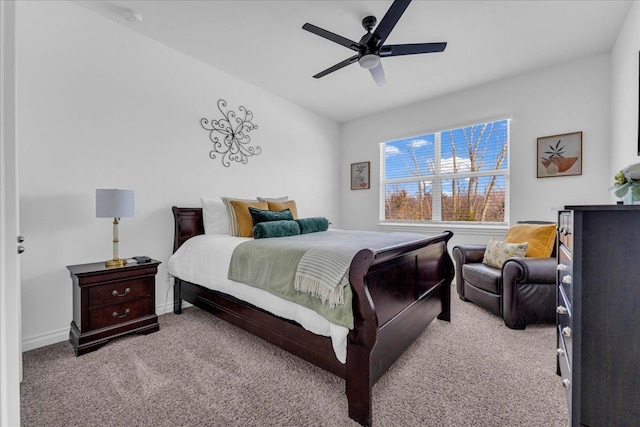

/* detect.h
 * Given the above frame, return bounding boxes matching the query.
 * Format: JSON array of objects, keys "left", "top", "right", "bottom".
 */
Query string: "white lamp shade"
[{"left": 96, "top": 189, "right": 134, "bottom": 218}]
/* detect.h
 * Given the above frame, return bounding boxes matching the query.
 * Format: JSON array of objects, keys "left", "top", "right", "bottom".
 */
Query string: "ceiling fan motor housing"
[{"left": 362, "top": 16, "right": 377, "bottom": 32}]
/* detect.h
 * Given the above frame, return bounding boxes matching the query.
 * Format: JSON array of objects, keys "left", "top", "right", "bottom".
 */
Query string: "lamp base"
[{"left": 105, "top": 258, "right": 126, "bottom": 268}]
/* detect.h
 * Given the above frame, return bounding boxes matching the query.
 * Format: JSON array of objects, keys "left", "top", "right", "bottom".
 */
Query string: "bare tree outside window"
[{"left": 382, "top": 119, "right": 509, "bottom": 224}]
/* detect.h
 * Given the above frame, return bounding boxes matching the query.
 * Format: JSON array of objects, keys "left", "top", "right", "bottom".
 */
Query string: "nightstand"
[{"left": 68, "top": 259, "right": 161, "bottom": 356}]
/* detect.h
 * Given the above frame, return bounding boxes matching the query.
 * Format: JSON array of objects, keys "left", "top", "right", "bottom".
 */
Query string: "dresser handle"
[
  {"left": 556, "top": 348, "right": 565, "bottom": 357},
  {"left": 112, "top": 308, "right": 130, "bottom": 318},
  {"left": 562, "top": 326, "right": 572, "bottom": 338},
  {"left": 562, "top": 379, "right": 571, "bottom": 389},
  {"left": 556, "top": 306, "right": 568, "bottom": 315},
  {"left": 112, "top": 288, "right": 131, "bottom": 297}
]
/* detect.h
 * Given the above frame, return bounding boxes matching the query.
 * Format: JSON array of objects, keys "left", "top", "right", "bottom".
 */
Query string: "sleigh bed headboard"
[{"left": 172, "top": 207, "right": 205, "bottom": 253}]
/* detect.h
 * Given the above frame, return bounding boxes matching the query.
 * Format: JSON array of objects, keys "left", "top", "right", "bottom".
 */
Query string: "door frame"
[{"left": 0, "top": 0, "right": 22, "bottom": 425}]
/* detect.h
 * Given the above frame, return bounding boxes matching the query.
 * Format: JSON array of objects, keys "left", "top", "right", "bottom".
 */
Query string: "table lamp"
[{"left": 96, "top": 189, "right": 134, "bottom": 267}]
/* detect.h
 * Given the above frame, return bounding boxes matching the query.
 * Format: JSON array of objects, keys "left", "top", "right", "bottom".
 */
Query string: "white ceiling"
[{"left": 76, "top": 0, "right": 633, "bottom": 123}]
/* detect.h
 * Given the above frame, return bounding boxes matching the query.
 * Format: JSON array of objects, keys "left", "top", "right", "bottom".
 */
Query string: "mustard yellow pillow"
[
  {"left": 228, "top": 200, "right": 268, "bottom": 237},
  {"left": 504, "top": 223, "right": 556, "bottom": 258},
  {"left": 268, "top": 200, "right": 298, "bottom": 219},
  {"left": 482, "top": 240, "right": 529, "bottom": 268}
]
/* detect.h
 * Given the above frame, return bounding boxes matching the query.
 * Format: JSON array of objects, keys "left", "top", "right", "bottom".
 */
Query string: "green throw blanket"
[{"left": 227, "top": 230, "right": 427, "bottom": 329}]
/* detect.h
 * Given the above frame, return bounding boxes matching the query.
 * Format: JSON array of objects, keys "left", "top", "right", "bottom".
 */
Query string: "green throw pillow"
[
  {"left": 295, "top": 217, "right": 329, "bottom": 234},
  {"left": 253, "top": 220, "right": 300, "bottom": 239},
  {"left": 248, "top": 207, "right": 294, "bottom": 225}
]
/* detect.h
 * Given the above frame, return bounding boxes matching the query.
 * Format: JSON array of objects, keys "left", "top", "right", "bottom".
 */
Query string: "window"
[{"left": 380, "top": 118, "right": 510, "bottom": 224}]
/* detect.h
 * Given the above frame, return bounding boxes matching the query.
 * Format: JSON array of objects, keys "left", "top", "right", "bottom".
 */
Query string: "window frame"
[{"left": 379, "top": 117, "right": 511, "bottom": 227}]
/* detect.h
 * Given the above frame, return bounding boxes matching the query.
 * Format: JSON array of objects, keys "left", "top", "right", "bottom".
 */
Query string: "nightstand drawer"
[
  {"left": 88, "top": 278, "right": 153, "bottom": 308},
  {"left": 88, "top": 298, "right": 151, "bottom": 330}
]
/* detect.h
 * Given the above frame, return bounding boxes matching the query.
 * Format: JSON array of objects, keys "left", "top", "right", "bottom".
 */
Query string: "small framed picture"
[
  {"left": 351, "top": 161, "right": 370, "bottom": 190},
  {"left": 537, "top": 131, "right": 582, "bottom": 178}
]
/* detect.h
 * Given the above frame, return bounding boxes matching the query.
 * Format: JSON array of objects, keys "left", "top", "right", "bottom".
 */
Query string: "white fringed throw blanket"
[{"left": 294, "top": 247, "right": 354, "bottom": 308}]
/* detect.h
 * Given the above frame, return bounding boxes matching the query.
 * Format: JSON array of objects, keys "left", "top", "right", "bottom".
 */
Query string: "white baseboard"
[
  {"left": 22, "top": 300, "right": 188, "bottom": 352},
  {"left": 22, "top": 327, "right": 69, "bottom": 352}
]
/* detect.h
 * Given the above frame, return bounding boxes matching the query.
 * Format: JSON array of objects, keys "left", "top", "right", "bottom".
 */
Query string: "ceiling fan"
[{"left": 302, "top": 0, "right": 446, "bottom": 87}]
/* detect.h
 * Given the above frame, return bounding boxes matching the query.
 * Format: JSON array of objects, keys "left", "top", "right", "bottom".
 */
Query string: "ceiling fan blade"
[
  {"left": 370, "top": 0, "right": 412, "bottom": 48},
  {"left": 369, "top": 62, "right": 387, "bottom": 87},
  {"left": 313, "top": 55, "right": 359, "bottom": 79},
  {"left": 379, "top": 42, "right": 447, "bottom": 57},
  {"left": 302, "top": 23, "right": 361, "bottom": 52}
]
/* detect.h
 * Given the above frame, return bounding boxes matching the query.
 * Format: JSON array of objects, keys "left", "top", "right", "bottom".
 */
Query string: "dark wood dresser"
[
  {"left": 557, "top": 205, "right": 640, "bottom": 426},
  {"left": 68, "top": 259, "right": 160, "bottom": 356}
]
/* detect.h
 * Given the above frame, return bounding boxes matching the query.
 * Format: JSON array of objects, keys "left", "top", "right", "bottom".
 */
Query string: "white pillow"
[{"left": 200, "top": 197, "right": 229, "bottom": 234}]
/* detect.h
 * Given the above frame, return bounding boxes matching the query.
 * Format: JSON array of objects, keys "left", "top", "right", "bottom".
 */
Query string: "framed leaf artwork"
[
  {"left": 537, "top": 131, "right": 582, "bottom": 178},
  {"left": 351, "top": 161, "right": 370, "bottom": 190}
]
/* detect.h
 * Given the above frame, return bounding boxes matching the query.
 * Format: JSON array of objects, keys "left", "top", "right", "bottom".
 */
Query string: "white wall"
[
  {"left": 340, "top": 53, "right": 613, "bottom": 248},
  {"left": 610, "top": 1, "right": 640, "bottom": 177},
  {"left": 16, "top": 1, "right": 341, "bottom": 350}
]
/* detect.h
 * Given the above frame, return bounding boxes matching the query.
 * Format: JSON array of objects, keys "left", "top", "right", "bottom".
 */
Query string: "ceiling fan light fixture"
[{"left": 358, "top": 54, "right": 380, "bottom": 70}]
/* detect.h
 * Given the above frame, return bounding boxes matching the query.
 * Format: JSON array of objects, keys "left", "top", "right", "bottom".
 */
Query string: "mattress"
[{"left": 167, "top": 233, "right": 349, "bottom": 363}]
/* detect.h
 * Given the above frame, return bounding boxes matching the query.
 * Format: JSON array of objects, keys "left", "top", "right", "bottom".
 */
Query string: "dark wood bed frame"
[{"left": 171, "top": 207, "right": 454, "bottom": 426}]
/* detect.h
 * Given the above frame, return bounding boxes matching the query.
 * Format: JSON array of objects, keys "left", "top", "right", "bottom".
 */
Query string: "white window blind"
[{"left": 380, "top": 118, "right": 510, "bottom": 224}]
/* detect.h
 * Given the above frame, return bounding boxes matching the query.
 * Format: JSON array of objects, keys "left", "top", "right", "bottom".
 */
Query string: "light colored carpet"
[{"left": 20, "top": 285, "right": 568, "bottom": 426}]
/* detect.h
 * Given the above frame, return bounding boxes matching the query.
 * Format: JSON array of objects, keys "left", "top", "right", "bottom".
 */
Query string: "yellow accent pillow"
[
  {"left": 482, "top": 240, "right": 529, "bottom": 269},
  {"left": 504, "top": 223, "right": 556, "bottom": 258},
  {"left": 268, "top": 200, "right": 298, "bottom": 219},
  {"left": 228, "top": 200, "right": 268, "bottom": 237}
]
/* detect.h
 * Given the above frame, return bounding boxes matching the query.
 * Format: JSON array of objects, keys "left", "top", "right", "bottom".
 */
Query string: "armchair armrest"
[
  {"left": 502, "top": 257, "right": 557, "bottom": 284},
  {"left": 452, "top": 245, "right": 487, "bottom": 299},
  {"left": 452, "top": 245, "right": 486, "bottom": 264},
  {"left": 502, "top": 257, "right": 558, "bottom": 329}
]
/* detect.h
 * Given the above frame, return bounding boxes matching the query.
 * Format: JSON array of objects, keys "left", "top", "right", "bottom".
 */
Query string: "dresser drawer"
[
  {"left": 558, "top": 245, "right": 573, "bottom": 308},
  {"left": 88, "top": 277, "right": 153, "bottom": 308},
  {"left": 88, "top": 297, "right": 151, "bottom": 330},
  {"left": 557, "top": 332, "right": 572, "bottom": 414},
  {"left": 558, "top": 309, "right": 572, "bottom": 363},
  {"left": 558, "top": 211, "right": 573, "bottom": 250}
]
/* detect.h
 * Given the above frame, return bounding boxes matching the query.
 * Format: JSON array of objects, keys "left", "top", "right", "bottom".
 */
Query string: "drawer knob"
[
  {"left": 562, "top": 275, "right": 572, "bottom": 285},
  {"left": 556, "top": 348, "right": 565, "bottom": 357},
  {"left": 557, "top": 264, "right": 570, "bottom": 272},
  {"left": 112, "top": 288, "right": 131, "bottom": 297},
  {"left": 562, "top": 379, "right": 571, "bottom": 389},
  {"left": 556, "top": 306, "right": 568, "bottom": 315},
  {"left": 562, "top": 326, "right": 572, "bottom": 338},
  {"left": 112, "top": 308, "right": 130, "bottom": 319}
]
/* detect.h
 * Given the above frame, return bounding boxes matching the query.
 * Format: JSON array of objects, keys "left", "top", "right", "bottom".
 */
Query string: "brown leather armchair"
[{"left": 452, "top": 223, "right": 557, "bottom": 329}]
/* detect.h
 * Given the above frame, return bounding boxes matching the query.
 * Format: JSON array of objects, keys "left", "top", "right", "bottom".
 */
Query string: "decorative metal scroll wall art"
[{"left": 201, "top": 99, "right": 261, "bottom": 167}]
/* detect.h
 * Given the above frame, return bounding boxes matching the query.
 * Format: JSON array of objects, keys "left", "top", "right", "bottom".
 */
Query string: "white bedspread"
[{"left": 167, "top": 234, "right": 349, "bottom": 363}]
